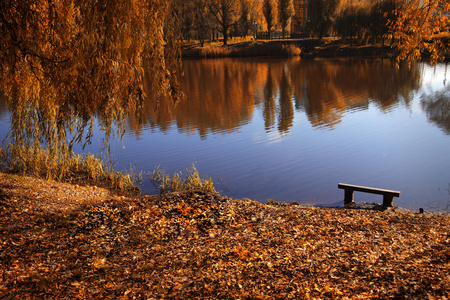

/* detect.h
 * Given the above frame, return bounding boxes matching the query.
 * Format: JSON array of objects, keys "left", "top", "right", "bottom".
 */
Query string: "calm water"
[{"left": 1, "top": 58, "right": 450, "bottom": 210}]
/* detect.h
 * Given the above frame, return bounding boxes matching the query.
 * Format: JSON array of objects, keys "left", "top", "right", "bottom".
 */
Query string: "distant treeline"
[{"left": 175, "top": 0, "right": 402, "bottom": 45}]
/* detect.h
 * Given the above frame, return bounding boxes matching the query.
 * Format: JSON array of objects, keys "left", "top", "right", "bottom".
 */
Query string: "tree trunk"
[{"left": 223, "top": 28, "right": 228, "bottom": 45}]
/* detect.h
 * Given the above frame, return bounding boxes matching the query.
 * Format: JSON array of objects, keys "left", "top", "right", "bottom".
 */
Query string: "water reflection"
[
  {"left": 0, "top": 58, "right": 427, "bottom": 136},
  {"left": 421, "top": 86, "right": 450, "bottom": 135},
  {"left": 136, "top": 59, "right": 258, "bottom": 139},
  {"left": 298, "top": 59, "right": 421, "bottom": 129},
  {"left": 0, "top": 92, "right": 8, "bottom": 118},
  {"left": 134, "top": 58, "right": 422, "bottom": 136}
]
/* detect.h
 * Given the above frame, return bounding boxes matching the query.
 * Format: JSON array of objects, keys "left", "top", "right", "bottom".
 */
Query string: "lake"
[{"left": 1, "top": 57, "right": 449, "bottom": 210}]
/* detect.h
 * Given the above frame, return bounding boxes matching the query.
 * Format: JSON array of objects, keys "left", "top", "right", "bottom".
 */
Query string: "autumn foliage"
[
  {"left": 1, "top": 173, "right": 449, "bottom": 299},
  {"left": 388, "top": 0, "right": 450, "bottom": 64},
  {"left": 0, "top": 0, "right": 181, "bottom": 180}
]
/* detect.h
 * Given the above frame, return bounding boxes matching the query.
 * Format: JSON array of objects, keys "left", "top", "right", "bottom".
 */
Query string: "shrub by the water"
[{"left": 189, "top": 42, "right": 302, "bottom": 58}]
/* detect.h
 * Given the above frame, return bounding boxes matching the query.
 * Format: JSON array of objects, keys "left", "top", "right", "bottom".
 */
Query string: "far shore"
[
  {"left": 182, "top": 38, "right": 394, "bottom": 59},
  {"left": 182, "top": 37, "right": 450, "bottom": 61}
]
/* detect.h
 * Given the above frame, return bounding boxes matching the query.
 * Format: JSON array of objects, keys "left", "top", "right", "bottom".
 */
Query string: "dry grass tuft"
[
  {"left": 0, "top": 146, "right": 141, "bottom": 194},
  {"left": 200, "top": 46, "right": 232, "bottom": 58},
  {"left": 150, "top": 163, "right": 217, "bottom": 194},
  {"left": 186, "top": 41, "right": 302, "bottom": 58}
]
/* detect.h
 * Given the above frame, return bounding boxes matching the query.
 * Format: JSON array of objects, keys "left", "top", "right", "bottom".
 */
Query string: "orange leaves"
[
  {"left": 176, "top": 202, "right": 194, "bottom": 217},
  {"left": 389, "top": 0, "right": 450, "bottom": 64},
  {"left": 232, "top": 245, "right": 252, "bottom": 260},
  {"left": 1, "top": 175, "right": 450, "bottom": 298}
]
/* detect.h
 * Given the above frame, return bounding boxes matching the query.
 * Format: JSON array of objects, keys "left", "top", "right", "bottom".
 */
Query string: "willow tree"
[
  {"left": 0, "top": 0, "right": 181, "bottom": 179},
  {"left": 307, "top": 0, "right": 341, "bottom": 38},
  {"left": 388, "top": 0, "right": 449, "bottom": 64}
]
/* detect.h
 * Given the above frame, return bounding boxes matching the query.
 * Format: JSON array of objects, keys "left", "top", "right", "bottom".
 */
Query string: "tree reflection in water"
[
  {"left": 421, "top": 86, "right": 450, "bottom": 135},
  {"left": 131, "top": 58, "right": 422, "bottom": 137},
  {"left": 0, "top": 58, "right": 429, "bottom": 138}
]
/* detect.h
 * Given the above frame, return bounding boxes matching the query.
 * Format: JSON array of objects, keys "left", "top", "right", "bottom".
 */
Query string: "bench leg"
[
  {"left": 383, "top": 195, "right": 394, "bottom": 207},
  {"left": 344, "top": 189, "right": 354, "bottom": 204}
]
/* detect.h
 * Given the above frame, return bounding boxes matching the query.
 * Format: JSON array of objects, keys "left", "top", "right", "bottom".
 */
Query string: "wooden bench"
[{"left": 338, "top": 183, "right": 401, "bottom": 207}]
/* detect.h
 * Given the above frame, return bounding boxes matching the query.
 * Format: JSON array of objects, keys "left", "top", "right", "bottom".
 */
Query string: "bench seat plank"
[{"left": 338, "top": 183, "right": 401, "bottom": 207}]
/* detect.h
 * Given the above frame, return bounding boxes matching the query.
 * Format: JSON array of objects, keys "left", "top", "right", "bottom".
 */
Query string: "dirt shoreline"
[{"left": 1, "top": 172, "right": 449, "bottom": 299}]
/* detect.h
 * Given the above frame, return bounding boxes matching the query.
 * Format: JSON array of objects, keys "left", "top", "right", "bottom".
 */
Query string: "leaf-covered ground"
[{"left": 0, "top": 173, "right": 449, "bottom": 299}]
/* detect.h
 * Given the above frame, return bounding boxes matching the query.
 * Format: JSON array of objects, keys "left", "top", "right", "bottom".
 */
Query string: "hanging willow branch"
[{"left": 0, "top": 0, "right": 182, "bottom": 180}]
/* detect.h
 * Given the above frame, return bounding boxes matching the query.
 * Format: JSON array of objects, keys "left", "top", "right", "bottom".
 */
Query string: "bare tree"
[{"left": 209, "top": 0, "right": 241, "bottom": 45}]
